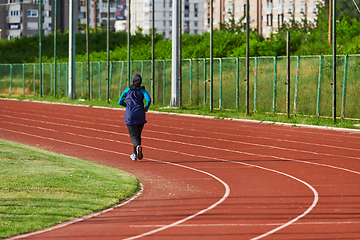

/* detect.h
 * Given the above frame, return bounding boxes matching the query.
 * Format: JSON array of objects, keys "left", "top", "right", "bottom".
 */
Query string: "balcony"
[
  {"left": 44, "top": 4, "right": 52, "bottom": 11},
  {"left": 44, "top": 16, "right": 52, "bottom": 24},
  {"left": 6, "top": 4, "right": 21, "bottom": 11},
  {"left": 6, "top": 16, "right": 21, "bottom": 24},
  {"left": 7, "top": 29, "right": 21, "bottom": 37}
]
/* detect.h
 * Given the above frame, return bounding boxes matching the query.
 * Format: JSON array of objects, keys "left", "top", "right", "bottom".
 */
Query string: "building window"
[
  {"left": 27, "top": 22, "right": 38, "bottom": 30},
  {"left": 27, "top": 9, "right": 38, "bottom": 17},
  {"left": 9, "top": 10, "right": 20, "bottom": 16},
  {"left": 278, "top": 13, "right": 283, "bottom": 28},
  {"left": 185, "top": 4, "right": 190, "bottom": 12},
  {"left": 10, "top": 24, "right": 19, "bottom": 29},
  {"left": 267, "top": 14, "right": 272, "bottom": 26}
]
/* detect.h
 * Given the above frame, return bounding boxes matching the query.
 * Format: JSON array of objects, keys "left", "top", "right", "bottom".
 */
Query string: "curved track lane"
[{"left": 1, "top": 99, "right": 360, "bottom": 240}]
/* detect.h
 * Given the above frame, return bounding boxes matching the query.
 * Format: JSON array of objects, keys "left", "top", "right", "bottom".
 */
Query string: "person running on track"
[{"left": 118, "top": 74, "right": 152, "bottom": 161}]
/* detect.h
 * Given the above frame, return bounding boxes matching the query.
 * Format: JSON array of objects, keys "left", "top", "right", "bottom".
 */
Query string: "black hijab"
[{"left": 130, "top": 74, "right": 145, "bottom": 91}]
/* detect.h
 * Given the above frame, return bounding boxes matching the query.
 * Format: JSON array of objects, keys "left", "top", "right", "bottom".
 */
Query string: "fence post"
[
  {"left": 316, "top": 56, "right": 323, "bottom": 118},
  {"left": 10, "top": 64, "right": 12, "bottom": 96},
  {"left": 236, "top": 57, "right": 239, "bottom": 111},
  {"left": 254, "top": 57, "right": 258, "bottom": 113},
  {"left": 22, "top": 64, "right": 25, "bottom": 97},
  {"left": 33, "top": 64, "right": 36, "bottom": 96},
  {"left": 109, "top": 61, "right": 113, "bottom": 99},
  {"left": 203, "top": 59, "right": 207, "bottom": 104},
  {"left": 42, "top": 63, "right": 45, "bottom": 96},
  {"left": 99, "top": 62, "right": 101, "bottom": 100},
  {"left": 190, "top": 59, "right": 193, "bottom": 104},
  {"left": 119, "top": 61, "right": 124, "bottom": 97},
  {"left": 50, "top": 64, "right": 53, "bottom": 94},
  {"left": 81, "top": 63, "right": 84, "bottom": 97},
  {"left": 58, "top": 63, "right": 61, "bottom": 97},
  {"left": 141, "top": 60, "right": 144, "bottom": 78},
  {"left": 273, "top": 57, "right": 277, "bottom": 114},
  {"left": 65, "top": 63, "right": 68, "bottom": 96},
  {"left": 163, "top": 60, "right": 166, "bottom": 105},
  {"left": 293, "top": 56, "right": 300, "bottom": 116},
  {"left": 341, "top": 55, "right": 348, "bottom": 120},
  {"left": 90, "top": 62, "right": 93, "bottom": 99},
  {"left": 219, "top": 59, "right": 222, "bottom": 109}
]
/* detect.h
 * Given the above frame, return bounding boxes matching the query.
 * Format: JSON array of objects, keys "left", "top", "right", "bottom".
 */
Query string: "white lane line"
[
  {"left": 129, "top": 221, "right": 360, "bottom": 227},
  {"left": 2, "top": 113, "right": 360, "bottom": 162},
  {"left": 2, "top": 108, "right": 360, "bottom": 153},
  {"left": 121, "top": 159, "right": 230, "bottom": 240},
  {"left": 0, "top": 126, "right": 319, "bottom": 240},
  {"left": 5, "top": 118, "right": 360, "bottom": 177},
  {"left": 0, "top": 127, "right": 230, "bottom": 240}
]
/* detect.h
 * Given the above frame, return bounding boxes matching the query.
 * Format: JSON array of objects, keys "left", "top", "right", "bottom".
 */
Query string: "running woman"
[{"left": 118, "top": 74, "right": 152, "bottom": 161}]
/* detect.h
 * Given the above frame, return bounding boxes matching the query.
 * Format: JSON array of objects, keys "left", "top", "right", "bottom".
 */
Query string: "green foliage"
[{"left": 0, "top": 3, "right": 360, "bottom": 64}]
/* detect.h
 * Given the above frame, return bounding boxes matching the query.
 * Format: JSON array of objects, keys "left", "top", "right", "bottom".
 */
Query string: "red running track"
[{"left": 1, "top": 99, "right": 360, "bottom": 240}]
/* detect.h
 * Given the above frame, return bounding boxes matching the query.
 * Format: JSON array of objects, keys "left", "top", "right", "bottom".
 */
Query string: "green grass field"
[{"left": 0, "top": 139, "right": 140, "bottom": 239}]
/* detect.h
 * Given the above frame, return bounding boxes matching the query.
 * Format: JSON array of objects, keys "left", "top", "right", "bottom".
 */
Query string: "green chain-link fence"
[{"left": 1, "top": 55, "right": 359, "bottom": 119}]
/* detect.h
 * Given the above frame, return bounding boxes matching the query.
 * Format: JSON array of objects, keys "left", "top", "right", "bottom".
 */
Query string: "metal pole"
[
  {"left": 94, "top": 0, "right": 97, "bottom": 33},
  {"left": 68, "top": 0, "right": 76, "bottom": 99},
  {"left": 329, "top": 0, "right": 332, "bottom": 45},
  {"left": 179, "top": 0, "right": 182, "bottom": 107},
  {"left": 107, "top": 0, "right": 110, "bottom": 103},
  {"left": 86, "top": 0, "right": 90, "bottom": 100},
  {"left": 39, "top": 0, "right": 42, "bottom": 97},
  {"left": 127, "top": 0, "right": 131, "bottom": 86},
  {"left": 54, "top": 0, "right": 57, "bottom": 98},
  {"left": 332, "top": 0, "right": 336, "bottom": 123},
  {"left": 286, "top": 31, "right": 290, "bottom": 118},
  {"left": 245, "top": 0, "right": 250, "bottom": 115},
  {"left": 152, "top": 0, "right": 155, "bottom": 104},
  {"left": 210, "top": 0, "right": 213, "bottom": 112},
  {"left": 171, "top": 0, "right": 179, "bottom": 107},
  {"left": 203, "top": 59, "right": 206, "bottom": 105}
]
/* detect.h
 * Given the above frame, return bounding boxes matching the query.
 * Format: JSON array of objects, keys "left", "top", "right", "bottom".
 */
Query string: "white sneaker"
[
  {"left": 137, "top": 145, "right": 143, "bottom": 160},
  {"left": 130, "top": 153, "right": 137, "bottom": 161}
]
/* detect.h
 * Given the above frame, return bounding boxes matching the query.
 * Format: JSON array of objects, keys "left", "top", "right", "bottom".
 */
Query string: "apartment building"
[
  {"left": 0, "top": 0, "right": 54, "bottom": 40},
  {"left": 78, "top": 0, "right": 116, "bottom": 31},
  {"left": 113, "top": 0, "right": 204, "bottom": 39},
  {"left": 203, "top": 0, "right": 320, "bottom": 38}
]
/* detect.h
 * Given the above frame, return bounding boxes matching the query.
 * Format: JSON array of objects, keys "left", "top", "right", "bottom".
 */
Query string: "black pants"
[{"left": 127, "top": 123, "right": 144, "bottom": 154}]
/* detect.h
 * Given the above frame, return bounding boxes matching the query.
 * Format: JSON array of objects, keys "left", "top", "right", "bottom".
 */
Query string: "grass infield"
[{"left": 0, "top": 139, "right": 140, "bottom": 239}]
